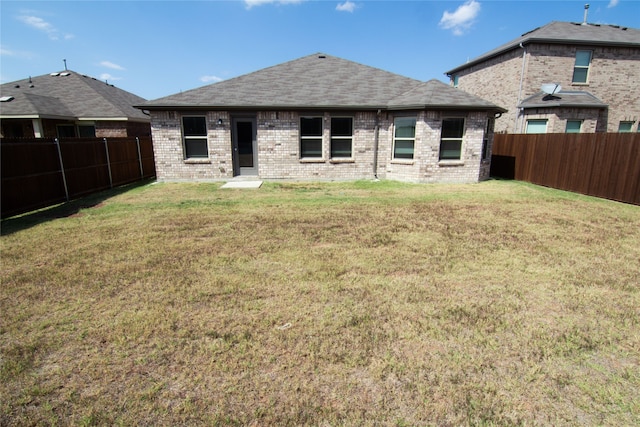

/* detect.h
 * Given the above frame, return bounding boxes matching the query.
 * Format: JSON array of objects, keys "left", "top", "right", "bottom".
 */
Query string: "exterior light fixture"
[{"left": 217, "top": 118, "right": 224, "bottom": 126}]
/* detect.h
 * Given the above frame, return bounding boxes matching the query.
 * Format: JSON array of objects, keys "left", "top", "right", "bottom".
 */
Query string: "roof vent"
[
  {"left": 0, "top": 96, "right": 15, "bottom": 102},
  {"left": 60, "top": 72, "right": 71, "bottom": 76},
  {"left": 50, "top": 72, "right": 60, "bottom": 76},
  {"left": 318, "top": 55, "right": 326, "bottom": 59}
]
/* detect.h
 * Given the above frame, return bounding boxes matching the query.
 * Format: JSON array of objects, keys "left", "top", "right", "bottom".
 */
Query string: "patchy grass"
[{"left": 1, "top": 180, "right": 639, "bottom": 426}]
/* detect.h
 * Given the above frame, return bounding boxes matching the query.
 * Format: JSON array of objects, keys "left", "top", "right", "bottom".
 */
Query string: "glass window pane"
[
  {"left": 183, "top": 117, "right": 207, "bottom": 136},
  {"left": 301, "top": 138, "right": 322, "bottom": 157},
  {"left": 301, "top": 117, "right": 322, "bottom": 136},
  {"left": 566, "top": 121, "right": 582, "bottom": 133},
  {"left": 394, "top": 117, "right": 416, "bottom": 138},
  {"left": 185, "top": 138, "right": 208, "bottom": 158},
  {"left": 394, "top": 140, "right": 414, "bottom": 159},
  {"left": 618, "top": 122, "right": 633, "bottom": 133},
  {"left": 331, "top": 139, "right": 352, "bottom": 158},
  {"left": 575, "top": 50, "right": 592, "bottom": 67},
  {"left": 57, "top": 125, "right": 76, "bottom": 138},
  {"left": 572, "top": 68, "right": 589, "bottom": 83},
  {"left": 331, "top": 117, "right": 352, "bottom": 136},
  {"left": 442, "top": 118, "right": 465, "bottom": 138},
  {"left": 78, "top": 125, "right": 96, "bottom": 137},
  {"left": 526, "top": 120, "right": 547, "bottom": 134},
  {"left": 439, "top": 140, "right": 462, "bottom": 160}
]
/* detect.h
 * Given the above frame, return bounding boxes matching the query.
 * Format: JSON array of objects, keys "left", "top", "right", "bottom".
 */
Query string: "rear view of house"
[
  {"left": 0, "top": 71, "right": 150, "bottom": 139},
  {"left": 140, "top": 53, "right": 505, "bottom": 183}
]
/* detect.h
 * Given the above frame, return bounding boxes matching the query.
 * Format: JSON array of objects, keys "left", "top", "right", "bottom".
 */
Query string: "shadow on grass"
[{"left": 1, "top": 179, "right": 154, "bottom": 236}]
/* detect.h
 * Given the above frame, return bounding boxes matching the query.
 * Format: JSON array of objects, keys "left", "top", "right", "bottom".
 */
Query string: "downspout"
[
  {"left": 372, "top": 109, "right": 381, "bottom": 180},
  {"left": 515, "top": 42, "right": 527, "bottom": 133}
]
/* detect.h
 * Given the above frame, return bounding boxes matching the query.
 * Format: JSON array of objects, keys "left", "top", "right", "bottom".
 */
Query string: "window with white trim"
[
  {"left": 300, "top": 117, "right": 323, "bottom": 158},
  {"left": 572, "top": 50, "right": 592, "bottom": 84},
  {"left": 618, "top": 121, "right": 634, "bottom": 133},
  {"left": 182, "top": 116, "right": 208, "bottom": 158},
  {"left": 439, "top": 118, "right": 465, "bottom": 161},
  {"left": 330, "top": 117, "right": 353, "bottom": 158},
  {"left": 526, "top": 119, "right": 548, "bottom": 134},
  {"left": 482, "top": 118, "right": 494, "bottom": 161},
  {"left": 566, "top": 120, "right": 582, "bottom": 133},
  {"left": 57, "top": 124, "right": 76, "bottom": 138},
  {"left": 393, "top": 117, "right": 416, "bottom": 160}
]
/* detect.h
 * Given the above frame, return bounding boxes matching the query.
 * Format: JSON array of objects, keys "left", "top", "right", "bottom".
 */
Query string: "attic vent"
[
  {"left": 50, "top": 72, "right": 60, "bottom": 76},
  {"left": 318, "top": 55, "right": 326, "bottom": 59},
  {"left": 0, "top": 96, "right": 15, "bottom": 102},
  {"left": 60, "top": 72, "right": 71, "bottom": 76}
]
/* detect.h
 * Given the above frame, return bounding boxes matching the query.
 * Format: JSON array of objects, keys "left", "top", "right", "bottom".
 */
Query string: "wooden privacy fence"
[
  {"left": 491, "top": 133, "right": 640, "bottom": 205},
  {"left": 1, "top": 136, "right": 155, "bottom": 218}
]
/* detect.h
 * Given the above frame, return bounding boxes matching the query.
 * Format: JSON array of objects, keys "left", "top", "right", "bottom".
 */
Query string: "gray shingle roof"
[
  {"left": 141, "top": 53, "right": 505, "bottom": 112},
  {"left": 0, "top": 71, "right": 149, "bottom": 121},
  {"left": 446, "top": 21, "right": 640, "bottom": 75},
  {"left": 518, "top": 90, "right": 608, "bottom": 109},
  {"left": 389, "top": 79, "right": 505, "bottom": 111}
]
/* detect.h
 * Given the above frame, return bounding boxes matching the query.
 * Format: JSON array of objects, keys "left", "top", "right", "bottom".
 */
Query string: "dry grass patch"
[{"left": 1, "top": 180, "right": 639, "bottom": 426}]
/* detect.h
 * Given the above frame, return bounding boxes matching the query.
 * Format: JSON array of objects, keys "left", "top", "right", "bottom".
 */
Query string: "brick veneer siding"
[
  {"left": 454, "top": 43, "right": 640, "bottom": 133},
  {"left": 150, "top": 109, "right": 494, "bottom": 183},
  {"left": 454, "top": 49, "right": 525, "bottom": 133}
]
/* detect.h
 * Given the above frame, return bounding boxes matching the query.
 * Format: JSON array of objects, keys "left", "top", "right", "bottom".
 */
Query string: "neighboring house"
[
  {"left": 0, "top": 71, "right": 151, "bottom": 139},
  {"left": 139, "top": 53, "right": 505, "bottom": 183},
  {"left": 445, "top": 21, "right": 640, "bottom": 133}
]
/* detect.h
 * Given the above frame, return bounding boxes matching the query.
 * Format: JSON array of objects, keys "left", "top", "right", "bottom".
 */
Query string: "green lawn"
[{"left": 1, "top": 180, "right": 639, "bottom": 426}]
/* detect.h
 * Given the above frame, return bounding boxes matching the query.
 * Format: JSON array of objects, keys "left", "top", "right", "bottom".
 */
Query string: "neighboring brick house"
[
  {"left": 139, "top": 54, "right": 505, "bottom": 183},
  {"left": 445, "top": 21, "right": 640, "bottom": 133},
  {"left": 0, "top": 71, "right": 150, "bottom": 139}
]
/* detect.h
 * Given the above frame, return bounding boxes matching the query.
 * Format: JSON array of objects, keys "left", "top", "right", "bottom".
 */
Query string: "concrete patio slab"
[{"left": 221, "top": 181, "right": 263, "bottom": 189}]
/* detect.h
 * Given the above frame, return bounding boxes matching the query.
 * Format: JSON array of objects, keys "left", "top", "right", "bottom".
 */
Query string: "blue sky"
[{"left": 1, "top": 0, "right": 638, "bottom": 100}]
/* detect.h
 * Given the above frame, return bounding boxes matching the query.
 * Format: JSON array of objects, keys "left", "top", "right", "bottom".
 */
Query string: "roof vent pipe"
[{"left": 582, "top": 4, "right": 589, "bottom": 25}]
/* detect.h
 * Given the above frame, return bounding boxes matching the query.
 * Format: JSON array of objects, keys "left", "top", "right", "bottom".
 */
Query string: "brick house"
[
  {"left": 139, "top": 54, "right": 505, "bottom": 183},
  {"left": 445, "top": 21, "right": 640, "bottom": 133},
  {"left": 0, "top": 71, "right": 150, "bottom": 139}
]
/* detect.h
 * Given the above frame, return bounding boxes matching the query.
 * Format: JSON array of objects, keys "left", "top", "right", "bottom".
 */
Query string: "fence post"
[
  {"left": 54, "top": 138, "right": 70, "bottom": 201},
  {"left": 103, "top": 137, "right": 113, "bottom": 188},
  {"left": 136, "top": 137, "right": 144, "bottom": 178}
]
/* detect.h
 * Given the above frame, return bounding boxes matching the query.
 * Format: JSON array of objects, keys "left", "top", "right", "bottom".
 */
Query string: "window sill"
[
  {"left": 329, "top": 158, "right": 355, "bottom": 164},
  {"left": 390, "top": 159, "right": 415, "bottom": 165},
  {"left": 184, "top": 158, "right": 211, "bottom": 164},
  {"left": 571, "top": 82, "right": 589, "bottom": 86},
  {"left": 438, "top": 160, "right": 464, "bottom": 167},
  {"left": 300, "top": 158, "right": 325, "bottom": 163}
]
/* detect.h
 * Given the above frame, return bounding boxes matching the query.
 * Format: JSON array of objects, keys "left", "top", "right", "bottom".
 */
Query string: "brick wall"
[
  {"left": 455, "top": 42, "right": 640, "bottom": 133},
  {"left": 150, "top": 109, "right": 493, "bottom": 183},
  {"left": 455, "top": 49, "right": 524, "bottom": 133},
  {"left": 150, "top": 111, "right": 232, "bottom": 181}
]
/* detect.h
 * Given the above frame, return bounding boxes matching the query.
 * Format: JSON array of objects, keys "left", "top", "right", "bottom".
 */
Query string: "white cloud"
[
  {"left": 17, "top": 15, "right": 73, "bottom": 40},
  {"left": 200, "top": 75, "right": 223, "bottom": 83},
  {"left": 244, "top": 0, "right": 303, "bottom": 9},
  {"left": 100, "top": 61, "right": 125, "bottom": 70},
  {"left": 439, "top": 0, "right": 481, "bottom": 36},
  {"left": 99, "top": 73, "right": 122, "bottom": 82},
  {"left": 0, "top": 46, "right": 33, "bottom": 59},
  {"left": 608, "top": 0, "right": 619, "bottom": 8},
  {"left": 336, "top": 1, "right": 357, "bottom": 13}
]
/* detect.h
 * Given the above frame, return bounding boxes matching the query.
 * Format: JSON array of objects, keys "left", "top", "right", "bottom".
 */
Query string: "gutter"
[
  {"left": 515, "top": 42, "right": 527, "bottom": 133},
  {"left": 373, "top": 110, "right": 380, "bottom": 180}
]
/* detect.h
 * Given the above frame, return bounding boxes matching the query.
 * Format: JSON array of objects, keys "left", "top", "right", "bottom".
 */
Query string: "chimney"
[{"left": 582, "top": 4, "right": 590, "bottom": 25}]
